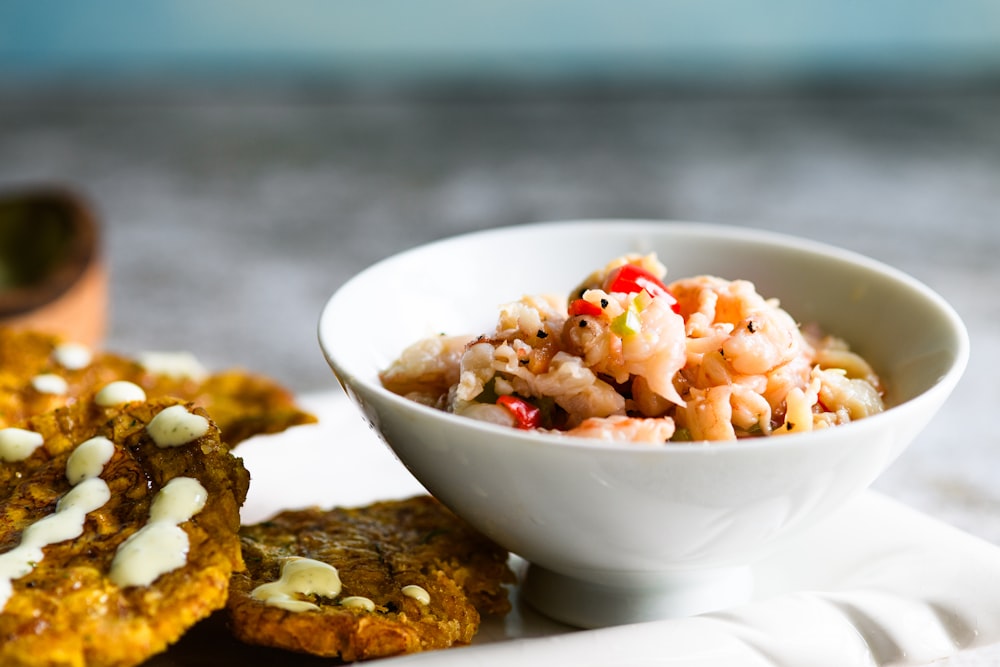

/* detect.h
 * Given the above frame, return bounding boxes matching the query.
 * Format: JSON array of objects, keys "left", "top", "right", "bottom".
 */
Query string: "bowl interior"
[{"left": 322, "top": 221, "right": 967, "bottom": 417}]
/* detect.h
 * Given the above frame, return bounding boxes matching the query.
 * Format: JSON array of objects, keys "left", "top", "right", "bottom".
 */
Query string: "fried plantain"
[
  {"left": 228, "top": 495, "right": 515, "bottom": 662},
  {"left": 0, "top": 394, "right": 250, "bottom": 667},
  {"left": 0, "top": 328, "right": 315, "bottom": 447}
]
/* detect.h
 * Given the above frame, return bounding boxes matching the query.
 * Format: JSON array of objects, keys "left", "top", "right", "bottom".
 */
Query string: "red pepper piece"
[
  {"left": 603, "top": 264, "right": 680, "bottom": 313},
  {"left": 568, "top": 298, "right": 603, "bottom": 317},
  {"left": 496, "top": 395, "right": 541, "bottom": 429}
]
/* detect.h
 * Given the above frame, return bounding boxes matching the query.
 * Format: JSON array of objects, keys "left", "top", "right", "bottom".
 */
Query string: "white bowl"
[{"left": 318, "top": 221, "right": 969, "bottom": 628}]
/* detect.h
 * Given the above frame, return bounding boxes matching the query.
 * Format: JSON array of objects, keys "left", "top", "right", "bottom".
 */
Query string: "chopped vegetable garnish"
[
  {"left": 496, "top": 395, "right": 541, "bottom": 429},
  {"left": 603, "top": 264, "right": 680, "bottom": 313},
  {"left": 568, "top": 299, "right": 603, "bottom": 318},
  {"left": 610, "top": 307, "right": 641, "bottom": 337}
]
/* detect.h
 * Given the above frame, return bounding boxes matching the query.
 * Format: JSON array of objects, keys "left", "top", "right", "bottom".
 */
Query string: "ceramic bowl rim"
[{"left": 319, "top": 219, "right": 970, "bottom": 456}]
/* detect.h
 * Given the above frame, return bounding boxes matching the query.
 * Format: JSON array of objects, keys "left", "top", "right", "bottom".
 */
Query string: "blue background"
[{"left": 3, "top": 0, "right": 1000, "bottom": 85}]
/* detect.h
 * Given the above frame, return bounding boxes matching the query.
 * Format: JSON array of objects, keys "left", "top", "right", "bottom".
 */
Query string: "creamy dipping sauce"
[
  {"left": 251, "top": 557, "right": 343, "bottom": 612},
  {"left": 31, "top": 373, "right": 68, "bottom": 395},
  {"left": 0, "top": 428, "right": 45, "bottom": 462},
  {"left": 65, "top": 436, "right": 115, "bottom": 485},
  {"left": 95, "top": 381, "right": 147, "bottom": 407},
  {"left": 401, "top": 584, "right": 431, "bottom": 605},
  {"left": 340, "top": 596, "right": 376, "bottom": 611},
  {"left": 0, "top": 430, "right": 113, "bottom": 609},
  {"left": 145, "top": 405, "right": 210, "bottom": 447},
  {"left": 138, "top": 351, "right": 208, "bottom": 381},
  {"left": 109, "top": 476, "right": 207, "bottom": 588},
  {"left": 249, "top": 558, "right": 432, "bottom": 614},
  {"left": 53, "top": 342, "right": 93, "bottom": 370}
]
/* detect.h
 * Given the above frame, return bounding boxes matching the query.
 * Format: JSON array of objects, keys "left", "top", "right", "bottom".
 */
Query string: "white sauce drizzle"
[
  {"left": 247, "top": 560, "right": 431, "bottom": 614},
  {"left": 340, "top": 596, "right": 376, "bottom": 612},
  {"left": 19, "top": 479, "right": 110, "bottom": 547},
  {"left": 138, "top": 351, "right": 208, "bottom": 381},
  {"left": 109, "top": 476, "right": 207, "bottom": 588},
  {"left": 401, "top": 584, "right": 431, "bottom": 605},
  {"left": 65, "top": 436, "right": 115, "bottom": 485},
  {"left": 95, "top": 381, "right": 147, "bottom": 407},
  {"left": 0, "top": 432, "right": 113, "bottom": 610},
  {"left": 54, "top": 342, "right": 93, "bottom": 370},
  {"left": 0, "top": 428, "right": 45, "bottom": 462},
  {"left": 31, "top": 373, "right": 68, "bottom": 395},
  {"left": 146, "top": 405, "right": 210, "bottom": 448},
  {"left": 149, "top": 476, "right": 207, "bottom": 523},
  {"left": 251, "top": 557, "right": 342, "bottom": 612}
]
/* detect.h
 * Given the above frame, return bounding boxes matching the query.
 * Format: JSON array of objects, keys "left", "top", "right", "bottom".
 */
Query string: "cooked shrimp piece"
[
  {"left": 529, "top": 352, "right": 625, "bottom": 425},
  {"left": 672, "top": 275, "right": 809, "bottom": 377},
  {"left": 730, "top": 384, "right": 773, "bottom": 435},
  {"left": 562, "top": 289, "right": 686, "bottom": 406},
  {"left": 455, "top": 294, "right": 566, "bottom": 401},
  {"left": 561, "top": 308, "right": 621, "bottom": 371},
  {"left": 455, "top": 341, "right": 499, "bottom": 401},
  {"left": 496, "top": 293, "right": 566, "bottom": 338},
  {"left": 680, "top": 386, "right": 737, "bottom": 441},
  {"left": 671, "top": 276, "right": 760, "bottom": 336},
  {"left": 630, "top": 375, "right": 674, "bottom": 417},
  {"left": 761, "top": 352, "right": 814, "bottom": 411},
  {"left": 721, "top": 308, "right": 805, "bottom": 375},
  {"left": 670, "top": 275, "right": 728, "bottom": 338},
  {"left": 619, "top": 293, "right": 687, "bottom": 406},
  {"left": 380, "top": 334, "right": 473, "bottom": 405},
  {"left": 679, "top": 383, "right": 775, "bottom": 440},
  {"left": 560, "top": 414, "right": 675, "bottom": 444}
]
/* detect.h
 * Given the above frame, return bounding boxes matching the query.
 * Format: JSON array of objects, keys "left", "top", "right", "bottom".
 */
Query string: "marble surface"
[{"left": 1, "top": 82, "right": 998, "bottom": 665}]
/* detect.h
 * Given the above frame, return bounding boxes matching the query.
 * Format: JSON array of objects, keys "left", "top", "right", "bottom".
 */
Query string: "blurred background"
[
  {"left": 2, "top": 2, "right": 1000, "bottom": 663},
  {"left": 2, "top": 0, "right": 1000, "bottom": 543}
]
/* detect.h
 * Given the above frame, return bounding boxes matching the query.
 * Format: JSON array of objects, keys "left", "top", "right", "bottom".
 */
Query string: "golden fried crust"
[
  {"left": 228, "top": 496, "right": 515, "bottom": 662},
  {"left": 0, "top": 328, "right": 316, "bottom": 447},
  {"left": 0, "top": 397, "right": 250, "bottom": 667}
]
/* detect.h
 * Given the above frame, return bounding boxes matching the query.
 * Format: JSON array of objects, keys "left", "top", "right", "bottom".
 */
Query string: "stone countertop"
[{"left": 1, "top": 83, "right": 999, "bottom": 665}]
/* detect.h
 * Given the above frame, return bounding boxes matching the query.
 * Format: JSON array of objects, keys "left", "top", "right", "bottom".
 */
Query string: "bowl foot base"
[{"left": 520, "top": 562, "right": 754, "bottom": 629}]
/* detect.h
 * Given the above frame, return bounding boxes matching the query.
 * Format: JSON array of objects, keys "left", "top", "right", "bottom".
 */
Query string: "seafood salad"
[{"left": 380, "top": 254, "right": 884, "bottom": 443}]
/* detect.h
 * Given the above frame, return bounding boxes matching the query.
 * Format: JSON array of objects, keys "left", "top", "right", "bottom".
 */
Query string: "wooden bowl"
[{"left": 0, "top": 187, "right": 108, "bottom": 346}]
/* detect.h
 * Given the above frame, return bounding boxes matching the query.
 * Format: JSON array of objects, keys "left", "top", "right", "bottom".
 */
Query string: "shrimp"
[
  {"left": 560, "top": 414, "right": 675, "bottom": 444},
  {"left": 671, "top": 276, "right": 761, "bottom": 337},
  {"left": 493, "top": 294, "right": 565, "bottom": 374},
  {"left": 497, "top": 293, "right": 565, "bottom": 335},
  {"left": 721, "top": 307, "right": 806, "bottom": 376},
  {"left": 679, "top": 386, "right": 737, "bottom": 441},
  {"left": 530, "top": 352, "right": 625, "bottom": 425},
  {"left": 456, "top": 339, "right": 625, "bottom": 426},
  {"left": 380, "top": 334, "right": 473, "bottom": 406},
  {"left": 455, "top": 294, "right": 566, "bottom": 402},
  {"left": 730, "top": 383, "right": 773, "bottom": 435},
  {"left": 455, "top": 340, "right": 499, "bottom": 401},
  {"left": 630, "top": 375, "right": 674, "bottom": 417},
  {"left": 619, "top": 292, "right": 687, "bottom": 405},
  {"left": 561, "top": 289, "right": 686, "bottom": 406}
]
